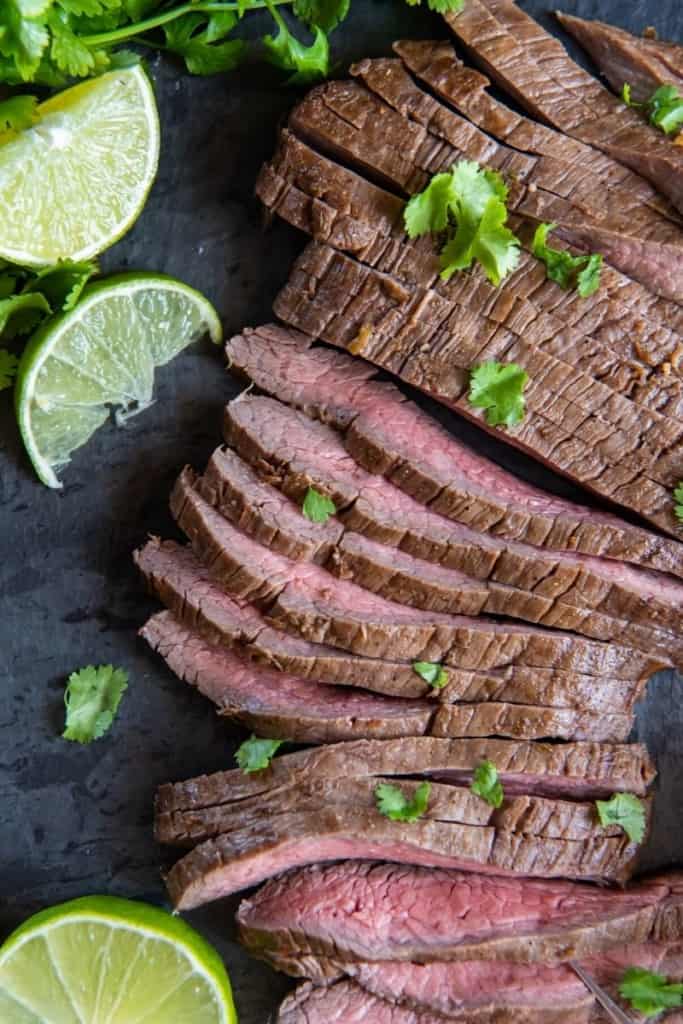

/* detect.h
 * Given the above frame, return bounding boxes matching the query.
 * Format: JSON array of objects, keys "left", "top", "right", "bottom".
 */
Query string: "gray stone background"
[{"left": 0, "top": 1, "right": 680, "bottom": 1019}]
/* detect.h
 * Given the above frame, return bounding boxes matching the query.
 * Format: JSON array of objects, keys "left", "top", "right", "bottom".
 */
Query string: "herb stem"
[{"left": 81, "top": 0, "right": 290, "bottom": 45}]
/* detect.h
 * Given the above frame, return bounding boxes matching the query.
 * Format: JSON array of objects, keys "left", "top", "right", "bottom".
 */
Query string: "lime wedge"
[
  {"left": 0, "top": 895, "right": 237, "bottom": 1023},
  {"left": 15, "top": 273, "right": 222, "bottom": 488},
  {"left": 0, "top": 65, "right": 159, "bottom": 266}
]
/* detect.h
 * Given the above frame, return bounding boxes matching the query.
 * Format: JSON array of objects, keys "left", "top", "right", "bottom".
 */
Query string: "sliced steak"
[
  {"left": 392, "top": 38, "right": 683, "bottom": 303},
  {"left": 136, "top": 538, "right": 649, "bottom": 712},
  {"left": 274, "top": 242, "right": 683, "bottom": 534},
  {"left": 430, "top": 703, "right": 632, "bottom": 743},
  {"left": 163, "top": 805, "right": 638, "bottom": 909},
  {"left": 276, "top": 981, "right": 443, "bottom": 1024},
  {"left": 140, "top": 611, "right": 434, "bottom": 743},
  {"left": 442, "top": 0, "right": 683, "bottom": 213},
  {"left": 223, "top": 394, "right": 683, "bottom": 660},
  {"left": 350, "top": 52, "right": 683, "bottom": 305},
  {"left": 226, "top": 325, "right": 683, "bottom": 576},
  {"left": 259, "top": 135, "right": 683, "bottom": 420},
  {"left": 157, "top": 736, "right": 655, "bottom": 812},
  {"left": 238, "top": 861, "right": 671, "bottom": 976},
  {"left": 556, "top": 13, "right": 683, "bottom": 103},
  {"left": 170, "top": 469, "right": 662, "bottom": 673}
]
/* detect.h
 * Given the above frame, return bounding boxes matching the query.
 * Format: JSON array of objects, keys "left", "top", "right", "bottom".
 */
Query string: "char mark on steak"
[
  {"left": 555, "top": 13, "right": 683, "bottom": 104},
  {"left": 442, "top": 0, "right": 683, "bottom": 214},
  {"left": 136, "top": 538, "right": 651, "bottom": 711},
  {"left": 273, "top": 242, "right": 683, "bottom": 536},
  {"left": 226, "top": 325, "right": 683, "bottom": 577},
  {"left": 389, "top": 38, "right": 683, "bottom": 304},
  {"left": 238, "top": 861, "right": 674, "bottom": 978}
]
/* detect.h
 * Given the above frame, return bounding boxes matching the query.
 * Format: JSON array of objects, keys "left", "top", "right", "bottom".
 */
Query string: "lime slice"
[
  {"left": 0, "top": 65, "right": 159, "bottom": 266},
  {"left": 16, "top": 273, "right": 222, "bottom": 488},
  {"left": 0, "top": 895, "right": 237, "bottom": 1023}
]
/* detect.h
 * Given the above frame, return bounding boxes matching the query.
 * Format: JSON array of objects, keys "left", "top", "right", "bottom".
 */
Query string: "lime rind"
[
  {"left": 0, "top": 895, "right": 236, "bottom": 1024},
  {"left": 0, "top": 65, "right": 160, "bottom": 267},
  {"left": 16, "top": 273, "right": 222, "bottom": 488}
]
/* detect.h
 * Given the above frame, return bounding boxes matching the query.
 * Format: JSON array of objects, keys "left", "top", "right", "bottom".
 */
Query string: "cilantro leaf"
[
  {"left": 0, "top": 348, "right": 19, "bottom": 390},
  {"left": 0, "top": 94, "right": 39, "bottom": 131},
  {"left": 0, "top": 292, "right": 51, "bottom": 338},
  {"left": 48, "top": 9, "right": 101, "bottom": 76},
  {"left": 62, "top": 664, "right": 128, "bottom": 743},
  {"left": 302, "top": 486, "right": 336, "bottom": 523},
  {"left": 427, "top": 0, "right": 464, "bottom": 12},
  {"left": 27, "top": 258, "right": 98, "bottom": 311},
  {"left": 292, "top": 0, "right": 349, "bottom": 34},
  {"left": 162, "top": 11, "right": 245, "bottom": 75},
  {"left": 619, "top": 968, "right": 683, "bottom": 1016},
  {"left": 471, "top": 760, "right": 504, "bottom": 808},
  {"left": 0, "top": 0, "right": 51, "bottom": 82},
  {"left": 405, "top": 162, "right": 520, "bottom": 287},
  {"left": 674, "top": 482, "right": 683, "bottom": 524},
  {"left": 468, "top": 360, "right": 528, "bottom": 428},
  {"left": 595, "top": 792, "right": 647, "bottom": 844},
  {"left": 412, "top": 661, "right": 448, "bottom": 689},
  {"left": 621, "top": 82, "right": 635, "bottom": 107},
  {"left": 263, "top": 4, "right": 329, "bottom": 85},
  {"left": 375, "top": 781, "right": 431, "bottom": 822},
  {"left": 649, "top": 84, "right": 683, "bottom": 136},
  {"left": 235, "top": 734, "right": 284, "bottom": 773},
  {"left": 56, "top": 0, "right": 120, "bottom": 17},
  {"left": 532, "top": 222, "right": 602, "bottom": 297}
]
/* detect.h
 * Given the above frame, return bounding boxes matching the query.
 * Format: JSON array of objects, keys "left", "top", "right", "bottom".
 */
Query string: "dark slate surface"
[{"left": 0, "top": 2, "right": 681, "bottom": 1020}]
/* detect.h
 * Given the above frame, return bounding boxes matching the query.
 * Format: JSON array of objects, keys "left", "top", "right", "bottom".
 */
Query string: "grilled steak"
[
  {"left": 238, "top": 862, "right": 674, "bottom": 976},
  {"left": 274, "top": 242, "right": 683, "bottom": 535},
  {"left": 442, "top": 0, "right": 683, "bottom": 213},
  {"left": 158, "top": 737, "right": 655, "bottom": 812},
  {"left": 140, "top": 611, "right": 435, "bottom": 743},
  {"left": 392, "top": 38, "right": 683, "bottom": 303},
  {"left": 259, "top": 134, "right": 683, "bottom": 421},
  {"left": 222, "top": 394, "right": 683, "bottom": 660},
  {"left": 136, "top": 539, "right": 649, "bottom": 711},
  {"left": 556, "top": 13, "right": 683, "bottom": 103},
  {"left": 226, "top": 325, "right": 683, "bottom": 577},
  {"left": 170, "top": 470, "right": 663, "bottom": 673}
]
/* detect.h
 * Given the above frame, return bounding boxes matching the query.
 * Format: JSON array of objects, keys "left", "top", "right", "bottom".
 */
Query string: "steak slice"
[
  {"left": 136, "top": 538, "right": 649, "bottom": 711},
  {"left": 350, "top": 52, "right": 683, "bottom": 305},
  {"left": 163, "top": 806, "right": 638, "bottom": 909},
  {"left": 442, "top": 0, "right": 683, "bottom": 214},
  {"left": 392, "top": 38, "right": 683, "bottom": 304},
  {"left": 274, "top": 242, "right": 683, "bottom": 534},
  {"left": 430, "top": 703, "right": 632, "bottom": 743},
  {"left": 238, "top": 862, "right": 671, "bottom": 975},
  {"left": 140, "top": 611, "right": 434, "bottom": 743},
  {"left": 223, "top": 394, "right": 683, "bottom": 659},
  {"left": 226, "top": 325, "right": 683, "bottom": 577},
  {"left": 259, "top": 134, "right": 683, "bottom": 420},
  {"left": 556, "top": 13, "right": 683, "bottom": 103},
  {"left": 170, "top": 469, "right": 662, "bottom": 673},
  {"left": 157, "top": 736, "right": 655, "bottom": 811}
]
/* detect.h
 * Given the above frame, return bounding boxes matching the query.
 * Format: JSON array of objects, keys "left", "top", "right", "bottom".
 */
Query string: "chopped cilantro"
[
  {"left": 412, "top": 661, "right": 448, "bottom": 689},
  {"left": 674, "top": 482, "right": 683, "bottom": 524},
  {"left": 649, "top": 84, "right": 683, "bottom": 136},
  {"left": 302, "top": 486, "right": 336, "bottom": 523},
  {"left": 532, "top": 222, "right": 602, "bottom": 297},
  {"left": 619, "top": 967, "right": 683, "bottom": 1016},
  {"left": 375, "top": 781, "right": 431, "bottom": 822},
  {"left": 235, "top": 734, "right": 284, "bottom": 773},
  {"left": 0, "top": 349, "right": 19, "bottom": 391},
  {"left": 595, "top": 792, "right": 647, "bottom": 844},
  {"left": 468, "top": 360, "right": 528, "bottom": 428},
  {"left": 470, "top": 760, "right": 504, "bottom": 808},
  {"left": 404, "top": 161, "right": 520, "bottom": 287},
  {"left": 62, "top": 664, "right": 128, "bottom": 743}
]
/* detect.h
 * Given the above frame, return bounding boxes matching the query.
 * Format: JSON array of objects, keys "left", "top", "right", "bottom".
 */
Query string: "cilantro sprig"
[
  {"left": 412, "top": 661, "right": 448, "bottom": 689},
  {"left": 595, "top": 792, "right": 647, "bottom": 844},
  {"left": 62, "top": 664, "right": 129, "bottom": 743},
  {"left": 404, "top": 161, "right": 521, "bottom": 287},
  {"left": 674, "top": 482, "right": 683, "bottom": 524},
  {"left": 235, "top": 734, "right": 284, "bottom": 773},
  {"left": 622, "top": 81, "right": 683, "bottom": 136},
  {"left": 532, "top": 222, "right": 602, "bottom": 298},
  {"left": 468, "top": 360, "right": 528, "bottom": 428},
  {"left": 375, "top": 781, "right": 430, "bottom": 822},
  {"left": 619, "top": 967, "right": 683, "bottom": 1017},
  {"left": 302, "top": 486, "right": 336, "bottom": 523},
  {"left": 470, "top": 760, "right": 504, "bottom": 808}
]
